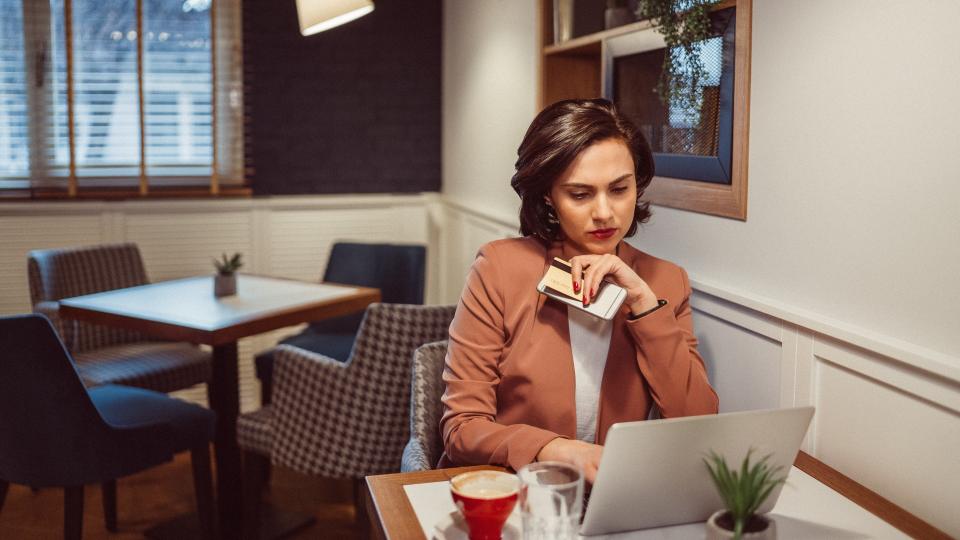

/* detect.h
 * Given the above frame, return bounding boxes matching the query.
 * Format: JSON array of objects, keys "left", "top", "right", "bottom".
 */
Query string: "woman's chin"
[{"left": 582, "top": 236, "right": 621, "bottom": 254}]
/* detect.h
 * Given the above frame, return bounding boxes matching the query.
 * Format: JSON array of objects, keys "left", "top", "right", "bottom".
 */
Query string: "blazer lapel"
[{"left": 536, "top": 241, "right": 577, "bottom": 438}]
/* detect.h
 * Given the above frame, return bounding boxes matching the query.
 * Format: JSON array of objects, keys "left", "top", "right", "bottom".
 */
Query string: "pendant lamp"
[{"left": 295, "top": 0, "right": 375, "bottom": 36}]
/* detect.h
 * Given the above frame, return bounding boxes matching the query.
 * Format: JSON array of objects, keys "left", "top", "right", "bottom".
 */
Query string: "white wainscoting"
[
  {"left": 0, "top": 194, "right": 438, "bottom": 414},
  {"left": 436, "top": 201, "right": 960, "bottom": 538}
]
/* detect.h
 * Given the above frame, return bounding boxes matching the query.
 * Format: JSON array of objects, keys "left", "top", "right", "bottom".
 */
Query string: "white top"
[{"left": 568, "top": 307, "right": 614, "bottom": 443}]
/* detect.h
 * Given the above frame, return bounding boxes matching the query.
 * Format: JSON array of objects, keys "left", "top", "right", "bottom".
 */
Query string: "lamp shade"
[{"left": 296, "top": 0, "right": 375, "bottom": 36}]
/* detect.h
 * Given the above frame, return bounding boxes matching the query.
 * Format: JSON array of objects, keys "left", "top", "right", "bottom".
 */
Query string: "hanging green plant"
[{"left": 635, "top": 0, "right": 718, "bottom": 112}]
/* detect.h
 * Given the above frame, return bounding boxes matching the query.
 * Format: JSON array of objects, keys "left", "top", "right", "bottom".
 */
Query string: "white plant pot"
[
  {"left": 705, "top": 511, "right": 776, "bottom": 540},
  {"left": 214, "top": 273, "right": 237, "bottom": 297}
]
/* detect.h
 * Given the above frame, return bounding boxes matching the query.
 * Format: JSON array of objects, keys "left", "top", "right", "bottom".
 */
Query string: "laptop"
[{"left": 579, "top": 406, "right": 815, "bottom": 536}]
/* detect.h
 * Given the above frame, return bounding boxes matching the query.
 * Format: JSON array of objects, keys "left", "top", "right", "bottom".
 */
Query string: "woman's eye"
[
  {"left": 570, "top": 192, "right": 589, "bottom": 200},
  {"left": 612, "top": 186, "right": 628, "bottom": 194}
]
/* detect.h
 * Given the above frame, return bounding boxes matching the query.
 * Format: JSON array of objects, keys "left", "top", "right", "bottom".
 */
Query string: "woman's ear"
[{"left": 544, "top": 195, "right": 554, "bottom": 207}]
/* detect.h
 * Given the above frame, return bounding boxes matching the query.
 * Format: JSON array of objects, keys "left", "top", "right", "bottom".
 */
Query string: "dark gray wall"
[{"left": 243, "top": 0, "right": 441, "bottom": 194}]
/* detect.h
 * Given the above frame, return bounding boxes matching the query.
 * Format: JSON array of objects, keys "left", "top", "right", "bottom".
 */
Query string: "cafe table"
[
  {"left": 364, "top": 452, "right": 950, "bottom": 540},
  {"left": 59, "top": 274, "right": 380, "bottom": 539}
]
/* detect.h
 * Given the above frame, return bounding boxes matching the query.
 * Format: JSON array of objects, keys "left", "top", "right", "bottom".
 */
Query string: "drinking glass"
[{"left": 517, "top": 461, "right": 584, "bottom": 540}]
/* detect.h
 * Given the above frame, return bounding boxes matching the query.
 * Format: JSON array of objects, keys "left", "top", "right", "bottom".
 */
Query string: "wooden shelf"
[
  {"left": 543, "top": 0, "right": 736, "bottom": 56},
  {"left": 544, "top": 19, "right": 654, "bottom": 56}
]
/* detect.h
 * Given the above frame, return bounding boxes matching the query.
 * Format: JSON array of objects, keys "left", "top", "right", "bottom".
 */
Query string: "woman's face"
[{"left": 547, "top": 138, "right": 637, "bottom": 256}]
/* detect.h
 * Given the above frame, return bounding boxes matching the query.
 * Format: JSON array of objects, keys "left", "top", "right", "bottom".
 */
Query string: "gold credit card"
[
  {"left": 537, "top": 257, "right": 627, "bottom": 320},
  {"left": 541, "top": 258, "right": 579, "bottom": 299}
]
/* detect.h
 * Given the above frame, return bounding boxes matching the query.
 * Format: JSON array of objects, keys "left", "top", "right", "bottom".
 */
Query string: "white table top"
[
  {"left": 59, "top": 274, "right": 362, "bottom": 331},
  {"left": 403, "top": 466, "right": 908, "bottom": 539}
]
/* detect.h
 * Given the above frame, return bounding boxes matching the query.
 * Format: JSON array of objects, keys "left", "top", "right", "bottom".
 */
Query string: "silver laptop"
[{"left": 580, "top": 406, "right": 815, "bottom": 536}]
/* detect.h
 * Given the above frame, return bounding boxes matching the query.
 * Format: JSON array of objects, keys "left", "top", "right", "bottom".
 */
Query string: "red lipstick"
[{"left": 589, "top": 228, "right": 617, "bottom": 240}]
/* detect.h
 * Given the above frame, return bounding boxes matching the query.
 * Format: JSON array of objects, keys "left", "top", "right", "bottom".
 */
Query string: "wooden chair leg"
[
  {"left": 242, "top": 450, "right": 268, "bottom": 540},
  {"left": 64, "top": 485, "right": 84, "bottom": 540},
  {"left": 101, "top": 480, "right": 117, "bottom": 532},
  {"left": 190, "top": 444, "right": 217, "bottom": 540},
  {"left": 0, "top": 479, "right": 8, "bottom": 514}
]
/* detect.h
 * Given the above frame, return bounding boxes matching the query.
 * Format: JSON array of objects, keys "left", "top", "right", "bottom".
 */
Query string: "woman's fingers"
[
  {"left": 582, "top": 255, "right": 614, "bottom": 306},
  {"left": 569, "top": 257, "right": 585, "bottom": 294},
  {"left": 569, "top": 254, "right": 600, "bottom": 299}
]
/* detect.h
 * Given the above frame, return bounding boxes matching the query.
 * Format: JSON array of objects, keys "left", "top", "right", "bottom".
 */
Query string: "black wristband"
[{"left": 628, "top": 299, "right": 668, "bottom": 321}]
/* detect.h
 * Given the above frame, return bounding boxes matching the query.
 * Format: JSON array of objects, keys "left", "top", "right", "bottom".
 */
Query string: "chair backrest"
[
  {"left": 270, "top": 303, "right": 456, "bottom": 478},
  {"left": 311, "top": 242, "right": 427, "bottom": 334},
  {"left": 0, "top": 315, "right": 114, "bottom": 486},
  {"left": 28, "top": 243, "right": 149, "bottom": 352},
  {"left": 401, "top": 341, "right": 448, "bottom": 472}
]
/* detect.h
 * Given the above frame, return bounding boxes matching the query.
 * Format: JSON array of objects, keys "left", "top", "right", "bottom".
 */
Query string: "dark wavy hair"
[{"left": 510, "top": 98, "right": 655, "bottom": 245}]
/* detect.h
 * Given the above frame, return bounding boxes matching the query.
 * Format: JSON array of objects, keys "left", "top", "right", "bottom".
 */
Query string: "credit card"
[
  {"left": 541, "top": 258, "right": 579, "bottom": 299},
  {"left": 536, "top": 257, "right": 627, "bottom": 320}
]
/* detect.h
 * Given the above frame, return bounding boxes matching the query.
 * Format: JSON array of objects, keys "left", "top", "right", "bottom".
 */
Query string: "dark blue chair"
[
  {"left": 0, "top": 314, "right": 216, "bottom": 540},
  {"left": 254, "top": 242, "right": 426, "bottom": 405}
]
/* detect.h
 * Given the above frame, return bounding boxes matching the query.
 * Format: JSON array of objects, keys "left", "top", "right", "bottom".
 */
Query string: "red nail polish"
[
  {"left": 573, "top": 281, "right": 580, "bottom": 293},
  {"left": 591, "top": 287, "right": 596, "bottom": 299}
]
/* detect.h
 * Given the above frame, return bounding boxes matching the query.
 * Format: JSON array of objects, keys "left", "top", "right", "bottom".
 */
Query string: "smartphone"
[{"left": 536, "top": 257, "right": 626, "bottom": 320}]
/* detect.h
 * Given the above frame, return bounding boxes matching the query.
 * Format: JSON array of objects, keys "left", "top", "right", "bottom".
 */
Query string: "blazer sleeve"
[
  {"left": 626, "top": 267, "right": 719, "bottom": 417},
  {"left": 440, "top": 244, "right": 562, "bottom": 471}
]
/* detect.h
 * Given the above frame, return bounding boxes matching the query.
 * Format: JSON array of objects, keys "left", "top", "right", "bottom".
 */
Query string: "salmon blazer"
[{"left": 439, "top": 237, "right": 718, "bottom": 471}]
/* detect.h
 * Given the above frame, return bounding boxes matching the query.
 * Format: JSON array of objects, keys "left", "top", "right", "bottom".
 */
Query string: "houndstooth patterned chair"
[
  {"left": 236, "top": 303, "right": 455, "bottom": 538},
  {"left": 400, "top": 341, "right": 448, "bottom": 472},
  {"left": 27, "top": 243, "right": 211, "bottom": 393}
]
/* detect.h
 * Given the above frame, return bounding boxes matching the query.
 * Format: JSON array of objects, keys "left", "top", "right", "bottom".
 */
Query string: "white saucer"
[{"left": 432, "top": 511, "right": 522, "bottom": 540}]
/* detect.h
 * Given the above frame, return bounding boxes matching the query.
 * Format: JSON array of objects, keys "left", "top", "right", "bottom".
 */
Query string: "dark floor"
[{"left": 0, "top": 451, "right": 363, "bottom": 539}]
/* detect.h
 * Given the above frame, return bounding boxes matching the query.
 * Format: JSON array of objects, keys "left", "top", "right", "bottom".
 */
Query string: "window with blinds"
[{"left": 0, "top": 0, "right": 244, "bottom": 198}]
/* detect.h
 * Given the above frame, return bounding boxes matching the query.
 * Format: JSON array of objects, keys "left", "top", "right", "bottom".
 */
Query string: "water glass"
[{"left": 517, "top": 461, "right": 584, "bottom": 540}]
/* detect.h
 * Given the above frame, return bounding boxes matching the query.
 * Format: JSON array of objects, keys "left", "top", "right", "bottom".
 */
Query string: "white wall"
[
  {"left": 635, "top": 0, "right": 960, "bottom": 359},
  {"left": 442, "top": 0, "right": 538, "bottom": 224},
  {"left": 440, "top": 0, "right": 960, "bottom": 535}
]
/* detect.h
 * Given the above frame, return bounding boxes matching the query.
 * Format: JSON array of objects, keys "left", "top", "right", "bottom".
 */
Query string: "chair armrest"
[
  {"left": 400, "top": 438, "right": 431, "bottom": 472},
  {"left": 269, "top": 344, "right": 359, "bottom": 474}
]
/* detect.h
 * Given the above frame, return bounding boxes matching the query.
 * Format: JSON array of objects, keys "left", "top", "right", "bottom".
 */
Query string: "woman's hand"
[
  {"left": 568, "top": 253, "right": 658, "bottom": 315},
  {"left": 536, "top": 438, "right": 604, "bottom": 484}
]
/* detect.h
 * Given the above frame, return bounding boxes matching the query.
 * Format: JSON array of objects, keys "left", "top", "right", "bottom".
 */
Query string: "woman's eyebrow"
[{"left": 560, "top": 173, "right": 633, "bottom": 188}]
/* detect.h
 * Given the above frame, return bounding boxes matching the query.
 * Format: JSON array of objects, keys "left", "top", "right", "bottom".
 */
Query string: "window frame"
[
  {"left": 601, "top": 0, "right": 751, "bottom": 220},
  {"left": 1, "top": 0, "right": 247, "bottom": 200}
]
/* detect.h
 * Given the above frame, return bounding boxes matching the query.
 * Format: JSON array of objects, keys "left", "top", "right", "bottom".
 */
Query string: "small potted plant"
[
  {"left": 213, "top": 252, "right": 243, "bottom": 297},
  {"left": 703, "top": 449, "right": 786, "bottom": 540}
]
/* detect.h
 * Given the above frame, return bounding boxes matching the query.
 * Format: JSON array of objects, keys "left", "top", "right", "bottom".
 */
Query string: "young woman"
[{"left": 439, "top": 98, "right": 718, "bottom": 483}]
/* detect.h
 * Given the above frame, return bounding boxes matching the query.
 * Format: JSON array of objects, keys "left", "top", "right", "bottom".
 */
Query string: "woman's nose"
[{"left": 592, "top": 195, "right": 613, "bottom": 221}]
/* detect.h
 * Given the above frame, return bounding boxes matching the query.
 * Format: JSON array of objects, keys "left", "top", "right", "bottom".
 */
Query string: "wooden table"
[
  {"left": 365, "top": 453, "right": 950, "bottom": 540},
  {"left": 60, "top": 274, "right": 380, "bottom": 540}
]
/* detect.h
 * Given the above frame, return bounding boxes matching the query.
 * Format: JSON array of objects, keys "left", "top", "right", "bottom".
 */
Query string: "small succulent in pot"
[
  {"left": 703, "top": 449, "right": 786, "bottom": 540},
  {"left": 213, "top": 252, "right": 243, "bottom": 297}
]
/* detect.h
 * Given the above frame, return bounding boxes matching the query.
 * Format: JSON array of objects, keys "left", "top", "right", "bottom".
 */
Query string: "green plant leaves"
[
  {"left": 635, "top": 0, "right": 718, "bottom": 110},
  {"left": 703, "top": 449, "right": 786, "bottom": 540},
  {"left": 213, "top": 252, "right": 244, "bottom": 274}
]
